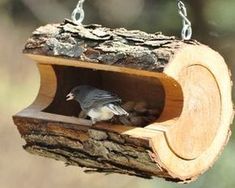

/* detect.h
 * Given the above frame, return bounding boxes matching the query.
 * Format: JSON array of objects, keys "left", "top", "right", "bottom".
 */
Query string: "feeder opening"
[{"left": 43, "top": 65, "right": 166, "bottom": 127}]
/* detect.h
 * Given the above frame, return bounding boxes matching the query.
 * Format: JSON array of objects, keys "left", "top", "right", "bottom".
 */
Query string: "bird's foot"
[
  {"left": 91, "top": 118, "right": 97, "bottom": 125},
  {"left": 78, "top": 111, "right": 88, "bottom": 119}
]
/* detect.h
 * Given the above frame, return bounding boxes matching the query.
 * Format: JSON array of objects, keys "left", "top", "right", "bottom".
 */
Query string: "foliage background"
[{"left": 0, "top": 0, "right": 234, "bottom": 187}]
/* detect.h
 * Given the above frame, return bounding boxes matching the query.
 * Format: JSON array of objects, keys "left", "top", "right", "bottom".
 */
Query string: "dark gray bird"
[{"left": 66, "top": 85, "right": 129, "bottom": 124}]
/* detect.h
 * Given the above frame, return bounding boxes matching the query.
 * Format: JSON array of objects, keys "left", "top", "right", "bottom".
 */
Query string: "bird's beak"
[{"left": 66, "top": 93, "right": 74, "bottom": 101}]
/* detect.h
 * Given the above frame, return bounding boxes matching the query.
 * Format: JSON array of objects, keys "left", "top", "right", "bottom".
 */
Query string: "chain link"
[
  {"left": 71, "top": 0, "right": 86, "bottom": 25},
  {"left": 177, "top": 0, "right": 192, "bottom": 40}
]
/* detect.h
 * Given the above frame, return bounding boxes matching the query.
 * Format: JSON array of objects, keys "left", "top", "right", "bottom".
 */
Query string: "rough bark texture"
[
  {"left": 24, "top": 19, "right": 199, "bottom": 72},
  {"left": 13, "top": 115, "right": 179, "bottom": 181}
]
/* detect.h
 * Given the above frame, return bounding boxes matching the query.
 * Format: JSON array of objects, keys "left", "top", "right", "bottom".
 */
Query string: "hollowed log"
[{"left": 13, "top": 20, "right": 234, "bottom": 183}]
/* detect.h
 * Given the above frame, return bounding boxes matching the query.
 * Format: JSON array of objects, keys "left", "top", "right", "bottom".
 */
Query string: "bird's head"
[{"left": 66, "top": 85, "right": 93, "bottom": 102}]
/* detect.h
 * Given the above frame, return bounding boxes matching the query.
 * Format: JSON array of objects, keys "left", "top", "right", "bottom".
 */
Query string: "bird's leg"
[
  {"left": 119, "top": 116, "right": 131, "bottom": 125},
  {"left": 78, "top": 110, "right": 88, "bottom": 119}
]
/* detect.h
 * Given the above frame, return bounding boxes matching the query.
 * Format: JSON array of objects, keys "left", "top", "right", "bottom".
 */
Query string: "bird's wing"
[
  {"left": 82, "top": 89, "right": 121, "bottom": 111},
  {"left": 105, "top": 103, "right": 129, "bottom": 116}
]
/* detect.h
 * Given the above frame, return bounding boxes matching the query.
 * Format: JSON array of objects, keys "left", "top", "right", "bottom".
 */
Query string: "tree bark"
[
  {"left": 14, "top": 115, "right": 171, "bottom": 180},
  {"left": 24, "top": 19, "right": 199, "bottom": 72}
]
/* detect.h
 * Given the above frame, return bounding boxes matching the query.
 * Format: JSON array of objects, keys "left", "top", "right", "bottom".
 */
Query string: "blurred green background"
[{"left": 0, "top": 0, "right": 234, "bottom": 188}]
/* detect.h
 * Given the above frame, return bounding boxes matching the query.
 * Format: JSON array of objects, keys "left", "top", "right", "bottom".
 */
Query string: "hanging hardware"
[
  {"left": 177, "top": 0, "right": 192, "bottom": 40},
  {"left": 71, "top": 0, "right": 192, "bottom": 40},
  {"left": 71, "top": 0, "right": 86, "bottom": 25}
]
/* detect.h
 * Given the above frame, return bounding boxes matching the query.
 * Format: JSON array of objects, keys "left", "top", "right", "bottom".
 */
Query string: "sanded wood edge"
[
  {"left": 23, "top": 64, "right": 57, "bottom": 111},
  {"left": 25, "top": 54, "right": 166, "bottom": 79},
  {"left": 147, "top": 44, "right": 234, "bottom": 180},
  {"left": 25, "top": 53, "right": 184, "bottom": 123}
]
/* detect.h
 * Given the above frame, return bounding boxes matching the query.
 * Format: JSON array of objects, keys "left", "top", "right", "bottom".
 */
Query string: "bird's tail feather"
[{"left": 106, "top": 104, "right": 129, "bottom": 116}]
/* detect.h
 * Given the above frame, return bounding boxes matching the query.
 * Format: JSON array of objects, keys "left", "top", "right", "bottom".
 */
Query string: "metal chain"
[
  {"left": 71, "top": 0, "right": 86, "bottom": 25},
  {"left": 177, "top": 0, "right": 192, "bottom": 40},
  {"left": 71, "top": 0, "right": 192, "bottom": 39}
]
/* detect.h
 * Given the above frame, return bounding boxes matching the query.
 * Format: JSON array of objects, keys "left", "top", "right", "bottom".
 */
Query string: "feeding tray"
[{"left": 13, "top": 20, "right": 233, "bottom": 183}]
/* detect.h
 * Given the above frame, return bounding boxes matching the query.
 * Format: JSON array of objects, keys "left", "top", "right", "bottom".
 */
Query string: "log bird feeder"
[{"left": 13, "top": 19, "right": 234, "bottom": 183}]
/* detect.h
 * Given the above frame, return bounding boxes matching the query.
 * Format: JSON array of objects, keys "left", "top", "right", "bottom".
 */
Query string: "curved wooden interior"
[{"left": 44, "top": 65, "right": 167, "bottom": 121}]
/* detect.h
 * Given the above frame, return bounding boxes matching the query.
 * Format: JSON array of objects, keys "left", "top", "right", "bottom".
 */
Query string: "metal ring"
[
  {"left": 177, "top": 1, "right": 192, "bottom": 40},
  {"left": 71, "top": 0, "right": 86, "bottom": 25}
]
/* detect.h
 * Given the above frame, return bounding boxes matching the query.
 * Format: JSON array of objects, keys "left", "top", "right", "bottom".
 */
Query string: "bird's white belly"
[{"left": 87, "top": 106, "right": 114, "bottom": 122}]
